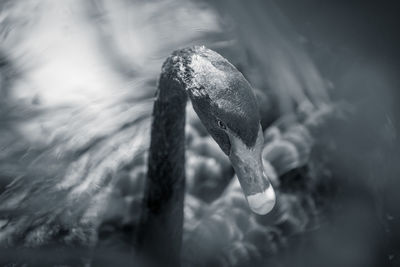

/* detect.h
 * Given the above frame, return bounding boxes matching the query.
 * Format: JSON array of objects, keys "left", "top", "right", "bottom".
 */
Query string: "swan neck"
[{"left": 136, "top": 73, "right": 187, "bottom": 266}]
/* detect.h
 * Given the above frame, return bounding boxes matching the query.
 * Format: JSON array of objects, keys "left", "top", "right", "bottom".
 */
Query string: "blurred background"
[{"left": 0, "top": 0, "right": 399, "bottom": 266}]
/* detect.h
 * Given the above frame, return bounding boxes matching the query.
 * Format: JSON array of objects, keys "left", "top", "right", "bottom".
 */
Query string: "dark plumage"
[
  {"left": 0, "top": 2, "right": 334, "bottom": 265},
  {"left": 136, "top": 46, "right": 275, "bottom": 266},
  {"left": 162, "top": 46, "right": 261, "bottom": 152}
]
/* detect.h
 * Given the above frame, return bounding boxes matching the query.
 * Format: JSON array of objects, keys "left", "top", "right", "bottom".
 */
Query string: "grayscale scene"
[{"left": 0, "top": 0, "right": 399, "bottom": 266}]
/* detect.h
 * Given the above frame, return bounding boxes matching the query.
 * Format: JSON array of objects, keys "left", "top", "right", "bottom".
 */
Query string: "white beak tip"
[{"left": 246, "top": 186, "right": 276, "bottom": 215}]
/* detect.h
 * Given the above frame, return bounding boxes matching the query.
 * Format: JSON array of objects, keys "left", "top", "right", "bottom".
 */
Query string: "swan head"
[{"left": 163, "top": 46, "right": 276, "bottom": 214}]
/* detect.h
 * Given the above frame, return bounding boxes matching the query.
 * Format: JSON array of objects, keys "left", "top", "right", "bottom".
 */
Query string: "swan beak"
[{"left": 228, "top": 127, "right": 276, "bottom": 215}]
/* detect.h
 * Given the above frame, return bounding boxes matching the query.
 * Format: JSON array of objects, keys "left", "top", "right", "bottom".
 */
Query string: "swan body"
[
  {"left": 93, "top": 101, "right": 332, "bottom": 267},
  {"left": 181, "top": 104, "right": 334, "bottom": 267},
  {"left": 0, "top": 1, "right": 333, "bottom": 265}
]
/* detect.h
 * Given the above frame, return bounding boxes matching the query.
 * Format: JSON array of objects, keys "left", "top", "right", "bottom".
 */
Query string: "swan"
[
  {"left": 181, "top": 103, "right": 335, "bottom": 267},
  {"left": 0, "top": 0, "right": 332, "bottom": 265},
  {"left": 89, "top": 93, "right": 335, "bottom": 267},
  {"left": 135, "top": 46, "right": 276, "bottom": 266}
]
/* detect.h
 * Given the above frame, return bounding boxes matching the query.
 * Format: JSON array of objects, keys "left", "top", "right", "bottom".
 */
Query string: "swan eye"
[{"left": 217, "top": 120, "right": 226, "bottom": 130}]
